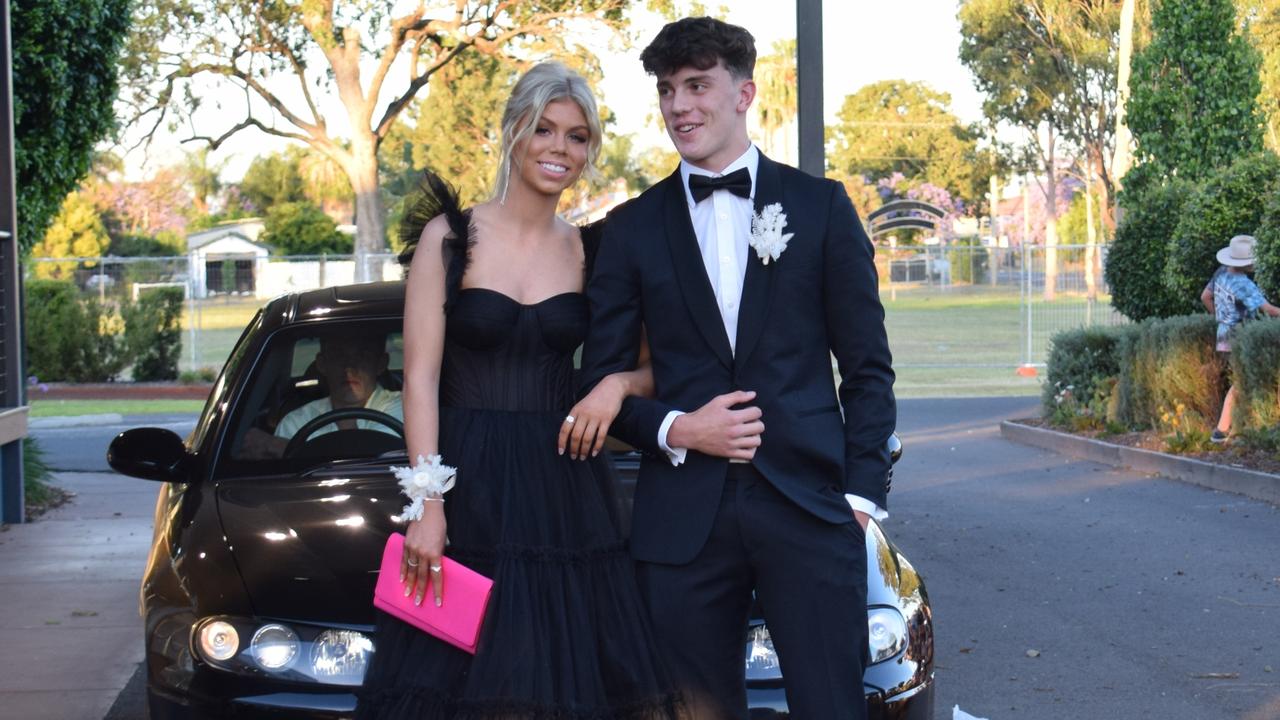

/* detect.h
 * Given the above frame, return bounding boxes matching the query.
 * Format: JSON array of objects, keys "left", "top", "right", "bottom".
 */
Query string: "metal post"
[
  {"left": 0, "top": 0, "right": 25, "bottom": 523},
  {"left": 796, "top": 0, "right": 823, "bottom": 177}
]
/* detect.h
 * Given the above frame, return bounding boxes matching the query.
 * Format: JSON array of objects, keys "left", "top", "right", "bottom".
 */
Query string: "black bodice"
[{"left": 439, "top": 288, "right": 588, "bottom": 413}]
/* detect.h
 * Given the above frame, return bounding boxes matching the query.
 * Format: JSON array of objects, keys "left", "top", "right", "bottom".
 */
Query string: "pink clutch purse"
[{"left": 373, "top": 532, "right": 493, "bottom": 654}]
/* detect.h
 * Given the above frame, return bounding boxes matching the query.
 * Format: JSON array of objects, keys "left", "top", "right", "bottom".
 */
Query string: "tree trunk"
[
  {"left": 348, "top": 133, "right": 386, "bottom": 283},
  {"left": 1112, "top": 0, "right": 1136, "bottom": 194}
]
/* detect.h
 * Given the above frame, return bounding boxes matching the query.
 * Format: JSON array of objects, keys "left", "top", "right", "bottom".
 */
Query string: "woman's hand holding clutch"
[{"left": 403, "top": 505, "right": 447, "bottom": 607}]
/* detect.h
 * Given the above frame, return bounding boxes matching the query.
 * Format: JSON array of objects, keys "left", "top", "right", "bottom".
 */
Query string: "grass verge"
[{"left": 30, "top": 399, "right": 206, "bottom": 417}]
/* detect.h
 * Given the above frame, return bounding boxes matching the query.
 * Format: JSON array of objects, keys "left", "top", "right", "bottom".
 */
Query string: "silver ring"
[
  {"left": 429, "top": 564, "right": 443, "bottom": 573},
  {"left": 406, "top": 557, "right": 419, "bottom": 567},
  {"left": 564, "top": 415, "right": 576, "bottom": 424}
]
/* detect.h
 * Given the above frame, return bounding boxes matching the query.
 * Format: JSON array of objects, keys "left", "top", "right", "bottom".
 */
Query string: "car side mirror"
[{"left": 107, "top": 427, "right": 189, "bottom": 482}]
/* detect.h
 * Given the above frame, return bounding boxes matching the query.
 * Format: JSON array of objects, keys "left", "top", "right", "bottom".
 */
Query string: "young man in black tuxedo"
[{"left": 579, "top": 17, "right": 896, "bottom": 719}]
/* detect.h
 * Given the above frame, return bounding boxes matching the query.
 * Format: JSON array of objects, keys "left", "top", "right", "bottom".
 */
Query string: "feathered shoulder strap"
[{"left": 397, "top": 170, "right": 474, "bottom": 312}]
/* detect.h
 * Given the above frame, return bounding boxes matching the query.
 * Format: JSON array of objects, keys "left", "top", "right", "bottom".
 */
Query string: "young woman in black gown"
[{"left": 355, "top": 63, "right": 681, "bottom": 719}]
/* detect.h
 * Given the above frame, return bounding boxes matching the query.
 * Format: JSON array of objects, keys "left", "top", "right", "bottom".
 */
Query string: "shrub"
[
  {"left": 1042, "top": 325, "right": 1128, "bottom": 415},
  {"left": 123, "top": 286, "right": 185, "bottom": 381},
  {"left": 948, "top": 246, "right": 989, "bottom": 285},
  {"left": 23, "top": 279, "right": 127, "bottom": 381},
  {"left": 1228, "top": 318, "right": 1280, "bottom": 433},
  {"left": 260, "top": 202, "right": 350, "bottom": 255},
  {"left": 1254, "top": 185, "right": 1280, "bottom": 299},
  {"left": 1106, "top": 176, "right": 1192, "bottom": 321},
  {"left": 1115, "top": 315, "right": 1223, "bottom": 430},
  {"left": 23, "top": 436, "right": 58, "bottom": 509},
  {"left": 1164, "top": 152, "right": 1280, "bottom": 311}
]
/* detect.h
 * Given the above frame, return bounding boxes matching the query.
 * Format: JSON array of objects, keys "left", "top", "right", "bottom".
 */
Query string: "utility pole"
[{"left": 796, "top": 0, "right": 823, "bottom": 178}]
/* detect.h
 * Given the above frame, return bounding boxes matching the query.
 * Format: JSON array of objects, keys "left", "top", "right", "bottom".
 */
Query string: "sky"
[{"left": 123, "top": 0, "right": 985, "bottom": 182}]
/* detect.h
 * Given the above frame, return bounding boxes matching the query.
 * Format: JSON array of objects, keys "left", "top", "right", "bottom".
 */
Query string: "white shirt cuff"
[
  {"left": 846, "top": 494, "right": 888, "bottom": 521},
  {"left": 657, "top": 411, "right": 688, "bottom": 466}
]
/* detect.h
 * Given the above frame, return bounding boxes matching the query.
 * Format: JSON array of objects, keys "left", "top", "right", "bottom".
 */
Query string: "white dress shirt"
[{"left": 653, "top": 145, "right": 887, "bottom": 520}]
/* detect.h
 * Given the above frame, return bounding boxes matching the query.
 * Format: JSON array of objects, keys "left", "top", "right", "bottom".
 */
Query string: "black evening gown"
[{"left": 355, "top": 175, "right": 681, "bottom": 720}]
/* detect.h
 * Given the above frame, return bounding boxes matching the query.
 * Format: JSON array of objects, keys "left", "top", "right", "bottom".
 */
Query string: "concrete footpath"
[{"left": 0, "top": 472, "right": 155, "bottom": 720}]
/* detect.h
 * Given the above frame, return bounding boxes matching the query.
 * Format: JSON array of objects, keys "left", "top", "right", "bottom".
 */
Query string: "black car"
[{"left": 109, "top": 282, "right": 934, "bottom": 719}]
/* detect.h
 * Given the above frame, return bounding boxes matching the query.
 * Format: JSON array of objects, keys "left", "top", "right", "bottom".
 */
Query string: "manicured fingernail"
[
  {"left": 404, "top": 586, "right": 410, "bottom": 596},
  {"left": 435, "top": 597, "right": 442, "bottom": 607},
  {"left": 415, "top": 596, "right": 422, "bottom": 606},
  {"left": 558, "top": 448, "right": 564, "bottom": 455},
  {"left": 399, "top": 572, "right": 404, "bottom": 582}
]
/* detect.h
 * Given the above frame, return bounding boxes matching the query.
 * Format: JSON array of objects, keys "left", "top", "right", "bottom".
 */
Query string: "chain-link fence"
[
  {"left": 875, "top": 243, "right": 1125, "bottom": 396},
  {"left": 26, "top": 253, "right": 401, "bottom": 374},
  {"left": 27, "top": 245, "right": 1124, "bottom": 393}
]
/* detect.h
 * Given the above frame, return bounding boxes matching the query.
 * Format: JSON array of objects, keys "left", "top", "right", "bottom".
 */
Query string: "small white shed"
[{"left": 186, "top": 221, "right": 269, "bottom": 298}]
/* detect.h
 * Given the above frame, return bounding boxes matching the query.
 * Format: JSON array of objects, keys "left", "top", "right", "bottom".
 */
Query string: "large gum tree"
[{"left": 121, "top": 0, "right": 627, "bottom": 280}]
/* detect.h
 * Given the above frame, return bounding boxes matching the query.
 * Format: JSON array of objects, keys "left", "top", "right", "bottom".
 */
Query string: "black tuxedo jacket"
[{"left": 580, "top": 153, "right": 896, "bottom": 565}]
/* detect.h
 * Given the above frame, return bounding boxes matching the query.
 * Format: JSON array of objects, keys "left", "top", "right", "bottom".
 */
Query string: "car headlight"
[
  {"left": 251, "top": 624, "right": 299, "bottom": 671},
  {"left": 744, "top": 624, "right": 782, "bottom": 680},
  {"left": 867, "top": 607, "right": 908, "bottom": 665},
  {"left": 193, "top": 617, "right": 372, "bottom": 686},
  {"left": 197, "top": 620, "right": 240, "bottom": 662},
  {"left": 311, "top": 629, "right": 375, "bottom": 684}
]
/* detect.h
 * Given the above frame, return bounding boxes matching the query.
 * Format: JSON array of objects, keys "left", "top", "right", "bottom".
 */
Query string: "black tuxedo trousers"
[{"left": 580, "top": 155, "right": 894, "bottom": 719}]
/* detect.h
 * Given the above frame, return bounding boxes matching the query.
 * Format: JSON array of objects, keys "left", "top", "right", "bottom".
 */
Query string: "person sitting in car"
[{"left": 240, "top": 333, "right": 403, "bottom": 458}]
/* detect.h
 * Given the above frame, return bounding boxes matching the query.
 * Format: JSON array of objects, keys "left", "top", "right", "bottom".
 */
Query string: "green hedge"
[
  {"left": 24, "top": 279, "right": 184, "bottom": 382},
  {"left": 123, "top": 286, "right": 185, "bottom": 381},
  {"left": 1254, "top": 183, "right": 1280, "bottom": 299},
  {"left": 1106, "top": 177, "right": 1193, "bottom": 321},
  {"left": 1042, "top": 325, "right": 1130, "bottom": 414},
  {"left": 948, "top": 246, "right": 989, "bottom": 285},
  {"left": 1116, "top": 315, "right": 1223, "bottom": 430},
  {"left": 24, "top": 279, "right": 127, "bottom": 382},
  {"left": 1229, "top": 319, "right": 1280, "bottom": 432},
  {"left": 1164, "top": 152, "right": 1280, "bottom": 310}
]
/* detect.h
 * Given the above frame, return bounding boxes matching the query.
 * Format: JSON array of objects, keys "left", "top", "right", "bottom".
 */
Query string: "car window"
[{"left": 219, "top": 319, "right": 406, "bottom": 474}]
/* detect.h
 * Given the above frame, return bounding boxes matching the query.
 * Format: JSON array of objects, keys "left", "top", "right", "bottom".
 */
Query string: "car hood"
[{"left": 215, "top": 464, "right": 403, "bottom": 625}]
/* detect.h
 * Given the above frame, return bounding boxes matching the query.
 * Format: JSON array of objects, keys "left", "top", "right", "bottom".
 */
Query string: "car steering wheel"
[{"left": 282, "top": 407, "right": 405, "bottom": 458}]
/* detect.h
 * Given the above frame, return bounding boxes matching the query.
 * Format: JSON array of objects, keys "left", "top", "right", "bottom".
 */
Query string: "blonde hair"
[{"left": 494, "top": 62, "right": 603, "bottom": 201}]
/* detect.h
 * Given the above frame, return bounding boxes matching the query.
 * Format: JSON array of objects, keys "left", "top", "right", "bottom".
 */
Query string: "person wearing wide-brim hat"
[{"left": 1202, "top": 235, "right": 1280, "bottom": 442}]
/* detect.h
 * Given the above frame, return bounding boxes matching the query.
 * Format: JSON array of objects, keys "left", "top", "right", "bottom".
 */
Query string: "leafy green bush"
[
  {"left": 123, "top": 286, "right": 185, "bottom": 381},
  {"left": 23, "top": 279, "right": 127, "bottom": 381},
  {"left": 260, "top": 202, "right": 350, "bottom": 255},
  {"left": 948, "top": 246, "right": 989, "bottom": 285},
  {"left": 1106, "top": 176, "right": 1192, "bottom": 321},
  {"left": 1114, "top": 315, "right": 1223, "bottom": 430},
  {"left": 1042, "top": 325, "right": 1128, "bottom": 414},
  {"left": 1164, "top": 151, "right": 1280, "bottom": 311},
  {"left": 1253, "top": 184, "right": 1280, "bottom": 299},
  {"left": 1228, "top": 318, "right": 1280, "bottom": 432}
]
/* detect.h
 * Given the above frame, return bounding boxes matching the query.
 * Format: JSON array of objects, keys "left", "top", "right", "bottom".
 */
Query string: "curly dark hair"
[{"left": 640, "top": 16, "right": 756, "bottom": 80}]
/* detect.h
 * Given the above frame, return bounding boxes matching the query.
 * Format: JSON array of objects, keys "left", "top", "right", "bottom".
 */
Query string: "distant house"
[{"left": 186, "top": 220, "right": 269, "bottom": 298}]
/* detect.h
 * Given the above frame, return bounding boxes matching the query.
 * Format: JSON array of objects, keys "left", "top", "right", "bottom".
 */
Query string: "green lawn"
[
  {"left": 163, "top": 285, "right": 1116, "bottom": 398},
  {"left": 30, "top": 399, "right": 207, "bottom": 417}
]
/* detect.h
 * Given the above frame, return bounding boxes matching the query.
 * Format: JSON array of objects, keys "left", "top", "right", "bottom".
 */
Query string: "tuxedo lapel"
[
  {"left": 734, "top": 153, "right": 783, "bottom": 368},
  {"left": 661, "top": 172, "right": 734, "bottom": 369}
]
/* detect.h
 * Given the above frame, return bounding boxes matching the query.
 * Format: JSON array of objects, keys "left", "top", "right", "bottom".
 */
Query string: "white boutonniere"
[{"left": 749, "top": 203, "right": 794, "bottom": 266}]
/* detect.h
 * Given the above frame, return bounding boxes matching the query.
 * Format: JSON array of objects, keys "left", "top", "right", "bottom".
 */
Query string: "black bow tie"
[{"left": 688, "top": 168, "right": 752, "bottom": 202}]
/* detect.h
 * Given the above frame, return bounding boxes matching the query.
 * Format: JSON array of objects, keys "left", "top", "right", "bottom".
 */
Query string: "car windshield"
[{"left": 222, "top": 320, "right": 406, "bottom": 471}]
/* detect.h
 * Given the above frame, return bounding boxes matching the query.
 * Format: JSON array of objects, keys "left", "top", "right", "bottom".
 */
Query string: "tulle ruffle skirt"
[{"left": 355, "top": 407, "right": 681, "bottom": 719}]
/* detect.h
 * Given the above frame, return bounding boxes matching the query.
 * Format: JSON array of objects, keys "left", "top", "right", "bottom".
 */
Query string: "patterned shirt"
[{"left": 1210, "top": 267, "right": 1268, "bottom": 351}]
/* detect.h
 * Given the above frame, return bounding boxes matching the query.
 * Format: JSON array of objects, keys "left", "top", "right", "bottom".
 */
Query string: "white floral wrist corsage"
[{"left": 392, "top": 454, "right": 457, "bottom": 521}]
